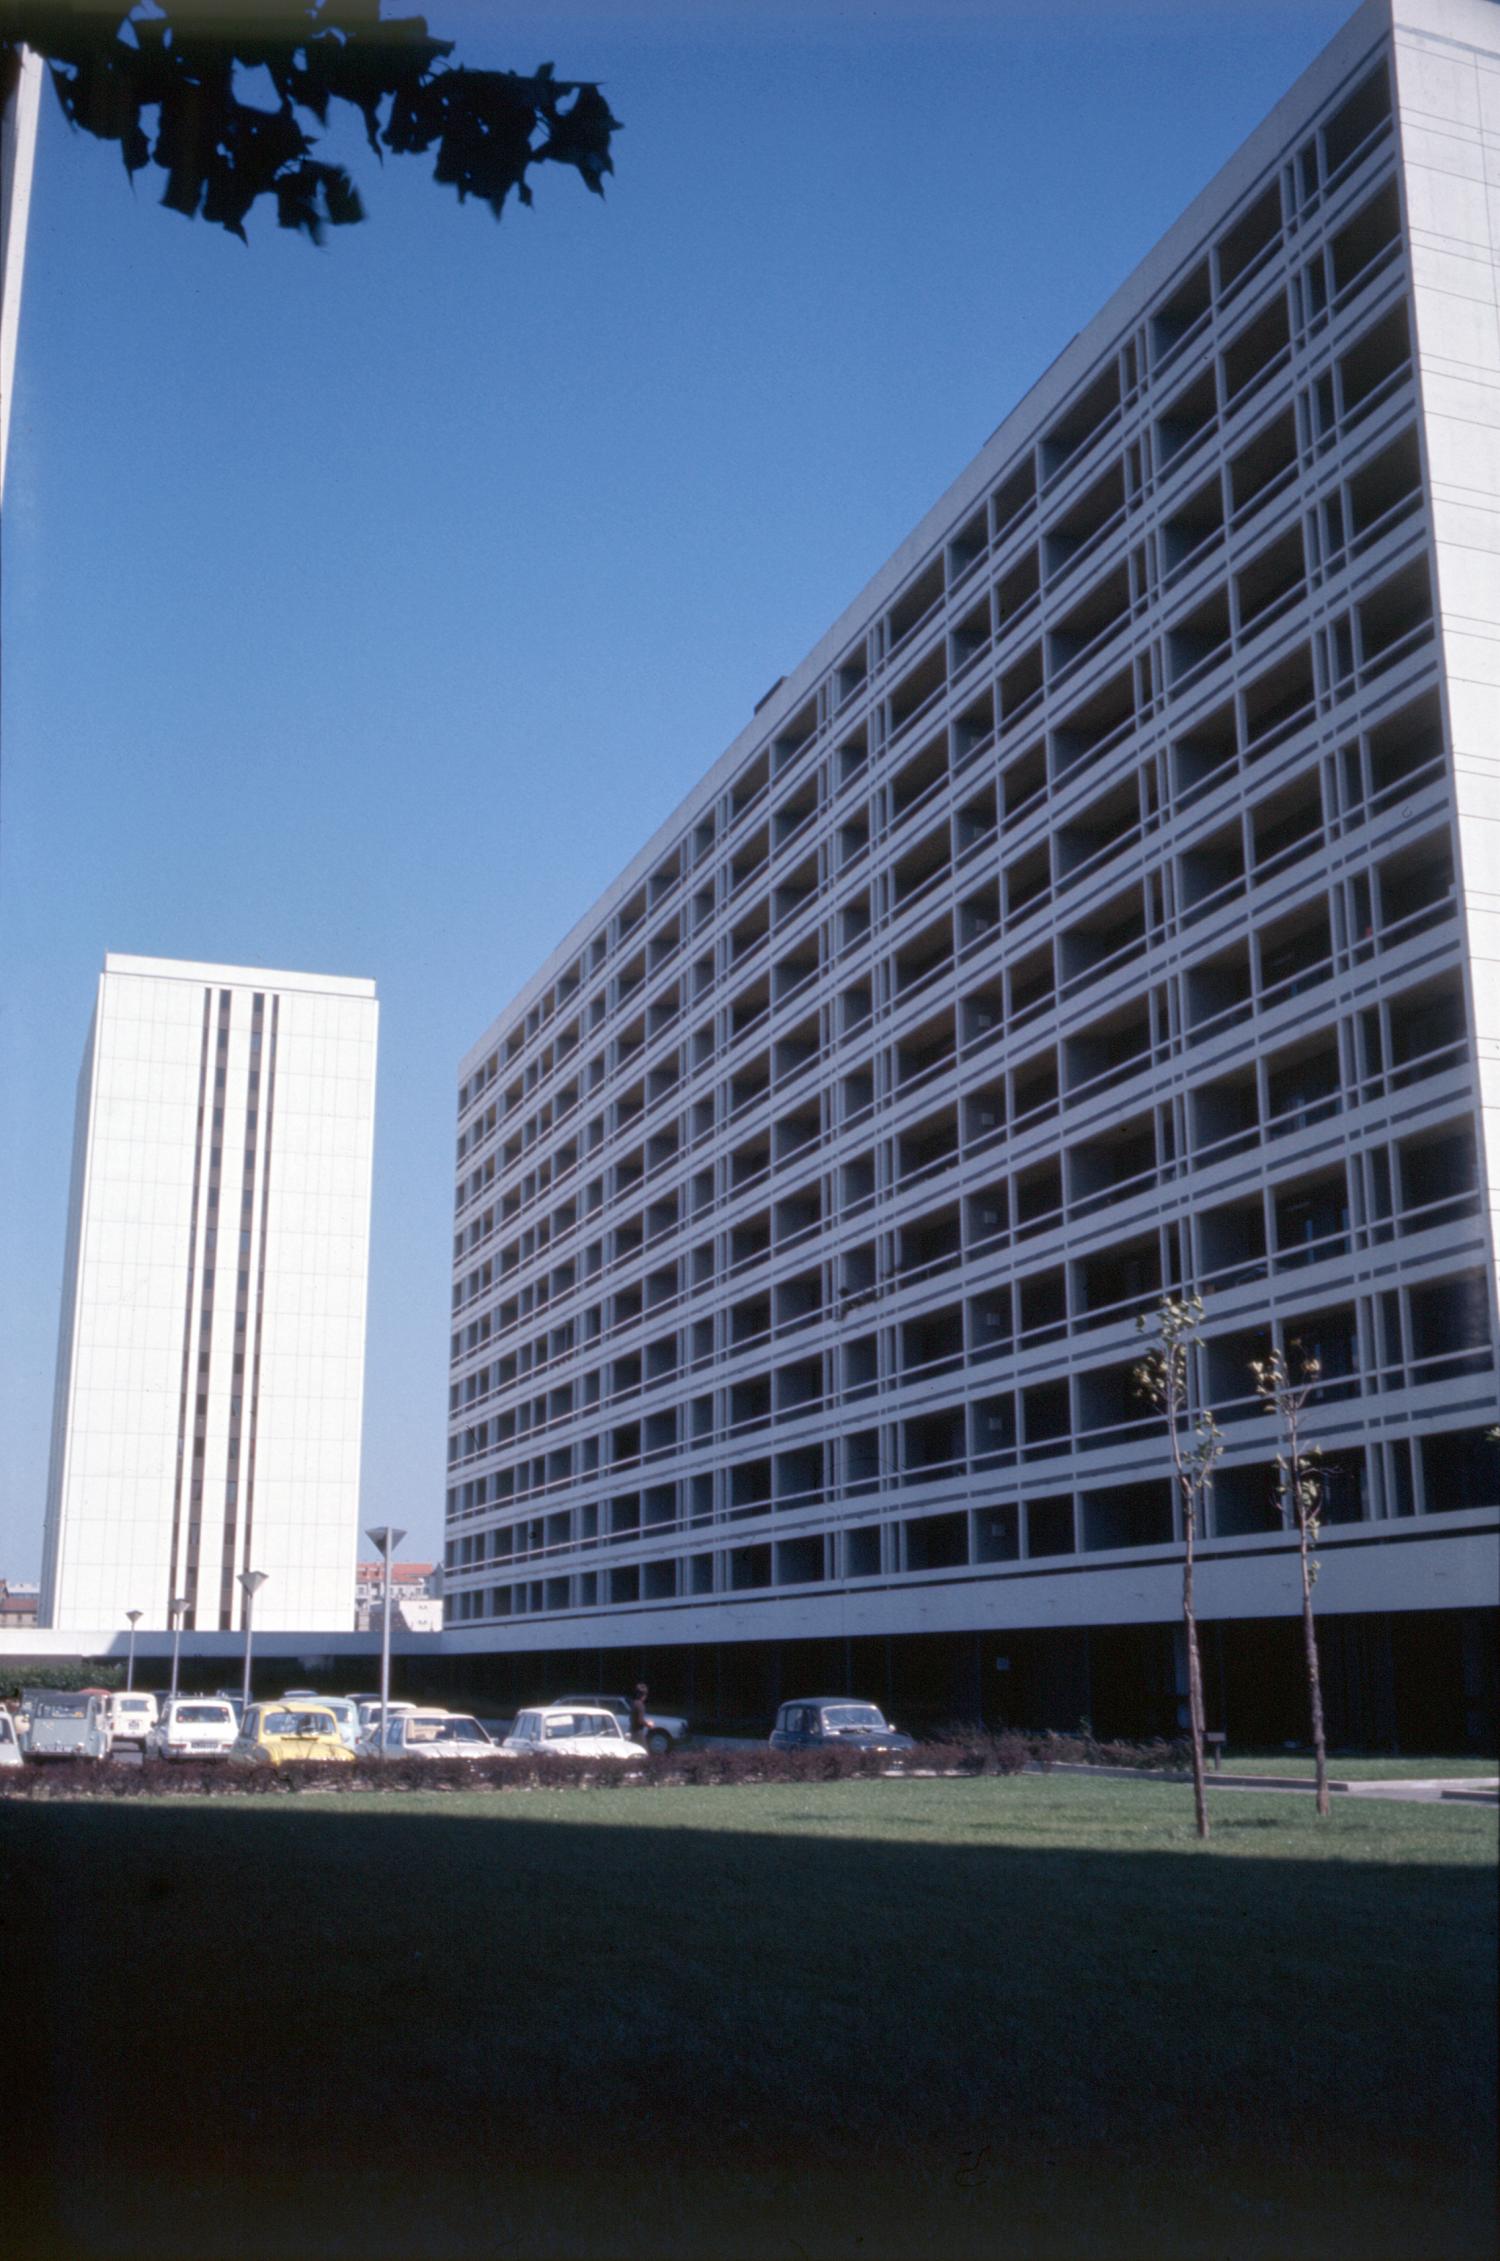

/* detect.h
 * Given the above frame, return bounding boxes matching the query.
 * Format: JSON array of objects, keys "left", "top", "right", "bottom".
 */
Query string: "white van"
[{"left": 107, "top": 1691, "right": 159, "bottom": 1746}]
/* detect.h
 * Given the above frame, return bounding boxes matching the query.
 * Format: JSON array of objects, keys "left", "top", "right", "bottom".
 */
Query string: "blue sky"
[{"left": 0, "top": 0, "right": 1356, "bottom": 1579}]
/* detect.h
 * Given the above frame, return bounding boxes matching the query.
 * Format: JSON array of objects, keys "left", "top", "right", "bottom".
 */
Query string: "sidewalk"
[{"left": 1043, "top": 1761, "right": 1499, "bottom": 1805}]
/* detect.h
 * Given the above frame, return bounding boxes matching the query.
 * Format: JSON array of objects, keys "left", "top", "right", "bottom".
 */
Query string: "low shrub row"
[
  {"left": 1004, "top": 1728, "right": 1193, "bottom": 1774},
  {"left": 0, "top": 1727, "right": 1205, "bottom": 1798}
]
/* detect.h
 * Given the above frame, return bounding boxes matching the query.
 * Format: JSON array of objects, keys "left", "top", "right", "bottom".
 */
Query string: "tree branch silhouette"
[{"left": 0, "top": 3, "right": 620, "bottom": 243}]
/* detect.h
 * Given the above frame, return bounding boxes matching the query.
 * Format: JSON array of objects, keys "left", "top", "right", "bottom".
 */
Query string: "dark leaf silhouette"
[{"left": 0, "top": 2, "right": 619, "bottom": 242}]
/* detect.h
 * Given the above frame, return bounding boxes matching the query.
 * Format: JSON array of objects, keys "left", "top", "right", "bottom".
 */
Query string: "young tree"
[
  {"left": 1251, "top": 1344, "right": 1330, "bottom": 1817},
  {"left": 1135, "top": 1295, "right": 1222, "bottom": 1840},
  {"left": 0, "top": 2, "right": 620, "bottom": 243}
]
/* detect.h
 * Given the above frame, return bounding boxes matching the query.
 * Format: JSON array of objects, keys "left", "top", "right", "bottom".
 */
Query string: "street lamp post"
[
  {"left": 168, "top": 1596, "right": 190, "bottom": 1701},
  {"left": 124, "top": 1609, "right": 142, "bottom": 1692},
  {"left": 238, "top": 1570, "right": 269, "bottom": 1712},
  {"left": 365, "top": 1526, "right": 406, "bottom": 1757}
]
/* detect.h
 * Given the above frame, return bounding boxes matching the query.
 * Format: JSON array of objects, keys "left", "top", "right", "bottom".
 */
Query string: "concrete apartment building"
[
  {"left": 41, "top": 956, "right": 378, "bottom": 1635},
  {"left": 445, "top": 0, "right": 1500, "bottom": 1744}
]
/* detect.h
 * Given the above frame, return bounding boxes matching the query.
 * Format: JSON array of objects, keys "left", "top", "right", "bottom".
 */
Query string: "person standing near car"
[{"left": 629, "top": 1684, "right": 649, "bottom": 1745}]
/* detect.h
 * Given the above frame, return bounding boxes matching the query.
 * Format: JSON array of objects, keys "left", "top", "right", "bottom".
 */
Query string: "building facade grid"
[{"left": 445, "top": 3, "right": 1500, "bottom": 1649}]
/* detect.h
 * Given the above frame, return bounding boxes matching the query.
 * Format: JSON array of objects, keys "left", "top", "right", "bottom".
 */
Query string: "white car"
[
  {"left": 148, "top": 1698, "right": 239, "bottom": 1761},
  {"left": 355, "top": 1698, "right": 416, "bottom": 1745},
  {"left": 503, "top": 1706, "right": 646, "bottom": 1761},
  {"left": 551, "top": 1693, "right": 688, "bottom": 1755},
  {"left": 371, "top": 1709, "right": 505, "bottom": 1760},
  {"left": 107, "top": 1691, "right": 159, "bottom": 1746}
]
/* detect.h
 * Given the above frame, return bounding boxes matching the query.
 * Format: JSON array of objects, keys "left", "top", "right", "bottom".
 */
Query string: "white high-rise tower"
[{"left": 40, "top": 955, "right": 378, "bottom": 1633}]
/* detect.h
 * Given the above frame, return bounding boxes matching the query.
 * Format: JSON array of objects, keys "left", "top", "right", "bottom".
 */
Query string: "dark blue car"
[{"left": 769, "top": 1698, "right": 914, "bottom": 1753}]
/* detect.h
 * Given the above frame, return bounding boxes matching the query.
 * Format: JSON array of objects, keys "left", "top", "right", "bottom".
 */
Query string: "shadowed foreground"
[{"left": 3, "top": 1777, "right": 1494, "bottom": 2260}]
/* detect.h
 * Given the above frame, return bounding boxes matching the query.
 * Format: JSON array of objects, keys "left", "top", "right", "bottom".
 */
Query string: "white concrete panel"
[{"left": 41, "top": 958, "right": 377, "bottom": 1634}]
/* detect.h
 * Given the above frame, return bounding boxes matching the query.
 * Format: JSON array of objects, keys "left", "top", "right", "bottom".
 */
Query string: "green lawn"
[{"left": 5, "top": 1775, "right": 1494, "bottom": 2261}]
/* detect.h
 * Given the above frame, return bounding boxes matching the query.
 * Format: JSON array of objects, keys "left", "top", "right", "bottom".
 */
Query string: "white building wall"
[
  {"left": 1395, "top": 0, "right": 1500, "bottom": 1310},
  {"left": 40, "top": 957, "right": 377, "bottom": 1635}
]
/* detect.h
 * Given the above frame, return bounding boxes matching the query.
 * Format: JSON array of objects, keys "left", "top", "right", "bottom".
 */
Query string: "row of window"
[
  {"left": 457, "top": 68, "right": 1396, "bottom": 1132},
  {"left": 452, "top": 976, "right": 1468, "bottom": 1417},
  {"left": 448, "top": 1230, "right": 1490, "bottom": 1521},
  {"left": 458, "top": 655, "right": 1437, "bottom": 1211},
  {"left": 445, "top": 1423, "right": 1496, "bottom": 1626},
  {"left": 456, "top": 532, "right": 1433, "bottom": 1220},
  {"left": 452, "top": 1089, "right": 1478, "bottom": 1421},
  {"left": 451, "top": 841, "right": 1461, "bottom": 1322}
]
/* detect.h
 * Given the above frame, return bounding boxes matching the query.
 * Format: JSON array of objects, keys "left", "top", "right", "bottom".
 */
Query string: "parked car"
[
  {"left": 551, "top": 1693, "right": 688, "bottom": 1756},
  {"left": 107, "top": 1691, "right": 159, "bottom": 1746},
  {"left": 367, "top": 1710, "right": 505, "bottom": 1761},
  {"left": 503, "top": 1706, "right": 646, "bottom": 1760},
  {"left": 230, "top": 1703, "right": 355, "bottom": 1766},
  {"left": 148, "top": 1698, "right": 238, "bottom": 1761},
  {"left": 281, "top": 1692, "right": 360, "bottom": 1749},
  {"left": 355, "top": 1698, "right": 416, "bottom": 1742},
  {"left": 0, "top": 1709, "right": 23, "bottom": 1770},
  {"left": 768, "top": 1699, "right": 915, "bottom": 1754},
  {"left": 20, "top": 1687, "right": 111, "bottom": 1761}
]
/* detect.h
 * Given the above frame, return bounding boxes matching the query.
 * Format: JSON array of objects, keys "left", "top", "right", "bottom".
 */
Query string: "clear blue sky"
[{"left": 0, "top": 0, "right": 1356, "bottom": 1580}]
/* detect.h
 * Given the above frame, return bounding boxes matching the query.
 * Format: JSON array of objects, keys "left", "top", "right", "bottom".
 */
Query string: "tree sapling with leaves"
[
  {"left": 1134, "top": 1295, "right": 1222, "bottom": 1841},
  {"left": 1251, "top": 1342, "right": 1331, "bottom": 1817}
]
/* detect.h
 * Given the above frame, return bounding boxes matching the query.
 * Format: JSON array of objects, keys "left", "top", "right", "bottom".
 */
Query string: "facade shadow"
[{"left": 4, "top": 1799, "right": 1494, "bottom": 2261}]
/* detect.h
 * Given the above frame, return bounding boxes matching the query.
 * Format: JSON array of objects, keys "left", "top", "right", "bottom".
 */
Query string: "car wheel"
[{"left": 646, "top": 1729, "right": 673, "bottom": 1757}]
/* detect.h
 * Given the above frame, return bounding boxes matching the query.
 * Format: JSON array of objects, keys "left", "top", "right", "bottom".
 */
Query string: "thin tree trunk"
[
  {"left": 1300, "top": 1527, "right": 1330, "bottom": 1818},
  {"left": 1183, "top": 1483, "right": 1210, "bottom": 1840}
]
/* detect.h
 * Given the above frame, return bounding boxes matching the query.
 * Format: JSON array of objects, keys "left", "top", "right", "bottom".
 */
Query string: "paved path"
[{"left": 1046, "top": 1761, "right": 1498, "bottom": 1805}]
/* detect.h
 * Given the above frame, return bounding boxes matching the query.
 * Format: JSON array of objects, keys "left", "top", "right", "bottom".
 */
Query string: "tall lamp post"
[
  {"left": 365, "top": 1525, "right": 406, "bottom": 1758},
  {"left": 238, "top": 1570, "right": 268, "bottom": 1713},
  {"left": 168, "top": 1595, "right": 189, "bottom": 1701},
  {"left": 124, "top": 1609, "right": 142, "bottom": 1692}
]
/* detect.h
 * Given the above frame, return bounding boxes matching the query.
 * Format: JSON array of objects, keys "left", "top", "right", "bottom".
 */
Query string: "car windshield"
[
  {"left": 264, "top": 1709, "right": 333, "bottom": 1736},
  {"left": 30, "top": 1692, "right": 89, "bottom": 1716},
  {"left": 175, "top": 1705, "right": 231, "bottom": 1725},
  {"left": 543, "top": 1713, "right": 614, "bottom": 1740},
  {"left": 405, "top": 1716, "right": 486, "bottom": 1744},
  {"left": 822, "top": 1705, "right": 890, "bottom": 1730}
]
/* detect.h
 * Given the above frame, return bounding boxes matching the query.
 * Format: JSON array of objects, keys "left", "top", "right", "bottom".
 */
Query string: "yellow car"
[{"left": 229, "top": 1702, "right": 356, "bottom": 1766}]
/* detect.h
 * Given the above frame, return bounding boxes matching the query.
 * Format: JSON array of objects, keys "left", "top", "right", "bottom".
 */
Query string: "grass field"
[{"left": 5, "top": 1774, "right": 1494, "bottom": 2261}]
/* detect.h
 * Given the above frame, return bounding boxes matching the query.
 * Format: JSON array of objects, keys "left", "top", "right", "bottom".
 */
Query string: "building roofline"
[{"left": 104, "top": 953, "right": 377, "bottom": 1000}]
